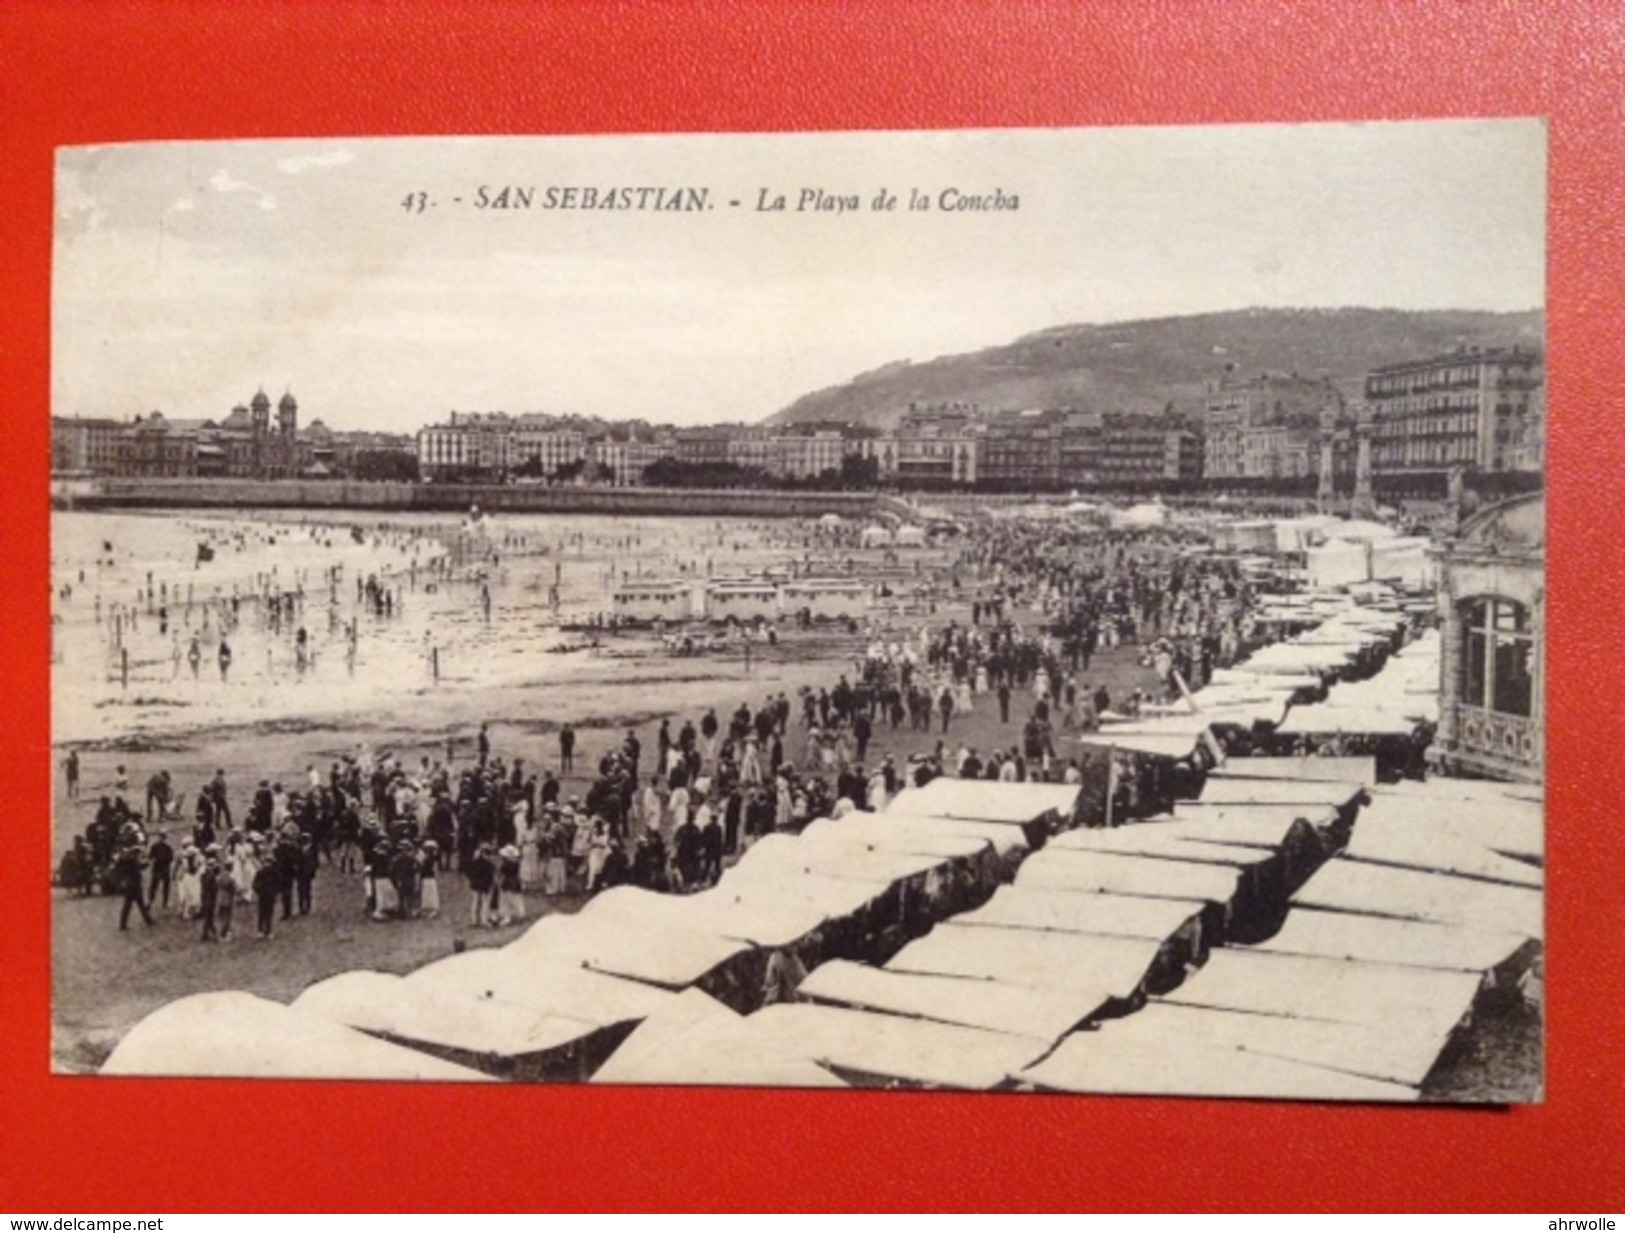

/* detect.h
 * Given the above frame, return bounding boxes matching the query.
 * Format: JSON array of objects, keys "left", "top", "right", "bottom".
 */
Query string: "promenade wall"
[{"left": 62, "top": 479, "right": 880, "bottom": 520}]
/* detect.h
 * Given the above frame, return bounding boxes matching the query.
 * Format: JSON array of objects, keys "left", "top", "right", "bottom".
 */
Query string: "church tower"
[
  {"left": 250, "top": 389, "right": 271, "bottom": 476},
  {"left": 278, "top": 390, "right": 298, "bottom": 476}
]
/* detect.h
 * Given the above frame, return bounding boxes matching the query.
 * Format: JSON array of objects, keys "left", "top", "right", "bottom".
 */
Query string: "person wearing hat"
[
  {"left": 198, "top": 853, "right": 222, "bottom": 942},
  {"left": 465, "top": 843, "right": 496, "bottom": 927},
  {"left": 252, "top": 854, "right": 281, "bottom": 939},
  {"left": 213, "top": 848, "right": 237, "bottom": 941},
  {"left": 389, "top": 840, "right": 419, "bottom": 920},
  {"left": 496, "top": 843, "right": 524, "bottom": 924},
  {"left": 417, "top": 841, "right": 441, "bottom": 918},
  {"left": 147, "top": 829, "right": 174, "bottom": 913},
  {"left": 114, "top": 835, "right": 154, "bottom": 931}
]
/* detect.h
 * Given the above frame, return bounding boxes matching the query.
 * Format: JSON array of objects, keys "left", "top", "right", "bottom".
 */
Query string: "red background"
[{"left": 3, "top": 1, "right": 1622, "bottom": 1213}]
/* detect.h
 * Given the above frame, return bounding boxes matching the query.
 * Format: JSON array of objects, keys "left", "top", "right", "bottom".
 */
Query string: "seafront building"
[
  {"left": 1429, "top": 491, "right": 1544, "bottom": 783},
  {"left": 54, "top": 390, "right": 415, "bottom": 481},
  {"left": 1365, "top": 346, "right": 1543, "bottom": 477},
  {"left": 54, "top": 339, "right": 1545, "bottom": 494}
]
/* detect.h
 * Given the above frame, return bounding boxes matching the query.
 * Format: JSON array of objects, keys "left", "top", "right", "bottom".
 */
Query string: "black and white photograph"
[{"left": 50, "top": 122, "right": 1545, "bottom": 1099}]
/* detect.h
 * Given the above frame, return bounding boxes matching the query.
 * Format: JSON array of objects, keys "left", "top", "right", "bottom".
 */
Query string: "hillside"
[{"left": 767, "top": 307, "right": 1544, "bottom": 429}]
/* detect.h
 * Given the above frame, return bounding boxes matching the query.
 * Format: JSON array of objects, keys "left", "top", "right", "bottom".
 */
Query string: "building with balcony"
[
  {"left": 51, "top": 415, "right": 124, "bottom": 474},
  {"left": 874, "top": 409, "right": 981, "bottom": 487},
  {"left": 1365, "top": 346, "right": 1543, "bottom": 476},
  {"left": 1429, "top": 491, "right": 1543, "bottom": 784},
  {"left": 1203, "top": 370, "right": 1338, "bottom": 481}
]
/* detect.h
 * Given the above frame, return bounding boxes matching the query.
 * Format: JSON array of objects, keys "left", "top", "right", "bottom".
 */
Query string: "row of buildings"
[
  {"left": 52, "top": 390, "right": 414, "bottom": 481},
  {"left": 53, "top": 344, "right": 1544, "bottom": 491}
]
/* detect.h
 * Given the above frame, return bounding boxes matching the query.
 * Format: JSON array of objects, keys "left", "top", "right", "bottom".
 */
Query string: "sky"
[{"left": 53, "top": 120, "right": 1546, "bottom": 433}]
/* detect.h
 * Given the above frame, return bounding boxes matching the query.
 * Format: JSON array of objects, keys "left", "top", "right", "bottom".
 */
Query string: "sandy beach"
[{"left": 52, "top": 506, "right": 1147, "bottom": 1070}]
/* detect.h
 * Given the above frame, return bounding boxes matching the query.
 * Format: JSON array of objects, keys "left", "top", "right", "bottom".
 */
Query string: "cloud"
[
  {"left": 172, "top": 195, "right": 195, "bottom": 212},
  {"left": 258, "top": 195, "right": 277, "bottom": 211},
  {"left": 276, "top": 148, "right": 355, "bottom": 175}
]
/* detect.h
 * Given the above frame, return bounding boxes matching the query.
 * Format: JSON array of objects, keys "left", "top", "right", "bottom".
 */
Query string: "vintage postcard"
[{"left": 50, "top": 122, "right": 1545, "bottom": 1099}]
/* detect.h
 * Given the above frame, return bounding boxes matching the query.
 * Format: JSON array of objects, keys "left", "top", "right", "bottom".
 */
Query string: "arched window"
[{"left": 1460, "top": 597, "right": 1534, "bottom": 718}]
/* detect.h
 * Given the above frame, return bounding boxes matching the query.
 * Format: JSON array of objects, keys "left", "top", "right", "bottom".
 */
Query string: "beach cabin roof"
[
  {"left": 507, "top": 893, "right": 755, "bottom": 990},
  {"left": 1251, "top": 907, "right": 1533, "bottom": 975},
  {"left": 887, "top": 779, "right": 1078, "bottom": 828},
  {"left": 886, "top": 921, "right": 1166, "bottom": 1000},
  {"left": 404, "top": 946, "right": 674, "bottom": 1028},
  {"left": 1195, "top": 778, "right": 1366, "bottom": 809},
  {"left": 1094, "top": 1001, "right": 1444, "bottom": 1090},
  {"left": 1018, "top": 1024, "right": 1417, "bottom": 1100},
  {"left": 954, "top": 885, "right": 1208, "bottom": 941},
  {"left": 590, "top": 988, "right": 845, "bottom": 1089},
  {"left": 1345, "top": 810, "right": 1543, "bottom": 888},
  {"left": 798, "top": 959, "right": 1099, "bottom": 1043},
  {"left": 1161, "top": 948, "right": 1485, "bottom": 1038},
  {"left": 1363, "top": 786, "right": 1542, "bottom": 862},
  {"left": 1210, "top": 757, "right": 1377, "bottom": 785},
  {"left": 1016, "top": 847, "right": 1243, "bottom": 906},
  {"left": 1049, "top": 827, "right": 1278, "bottom": 869},
  {"left": 292, "top": 970, "right": 600, "bottom": 1065},
  {"left": 737, "top": 1002, "right": 1050, "bottom": 1089},
  {"left": 101, "top": 991, "right": 492, "bottom": 1081},
  {"left": 1292, "top": 857, "right": 1544, "bottom": 939}
]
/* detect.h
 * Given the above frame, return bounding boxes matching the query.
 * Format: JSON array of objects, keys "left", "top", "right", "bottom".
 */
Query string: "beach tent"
[
  {"left": 292, "top": 969, "right": 605, "bottom": 1080},
  {"left": 859, "top": 524, "right": 893, "bottom": 549},
  {"left": 102, "top": 991, "right": 493, "bottom": 1081},
  {"left": 1251, "top": 907, "right": 1536, "bottom": 977},
  {"left": 1344, "top": 811, "right": 1543, "bottom": 889},
  {"left": 955, "top": 884, "right": 1208, "bottom": 943},
  {"left": 1161, "top": 947, "right": 1485, "bottom": 1038},
  {"left": 1291, "top": 857, "right": 1544, "bottom": 939},
  {"left": 1016, "top": 1023, "right": 1418, "bottom": 1100},
  {"left": 797, "top": 959, "right": 1100, "bottom": 1043},
  {"left": 888, "top": 778, "right": 1082, "bottom": 840},
  {"left": 1111, "top": 502, "right": 1169, "bottom": 530},
  {"left": 405, "top": 945, "right": 675, "bottom": 1030},
  {"left": 1092, "top": 1001, "right": 1445, "bottom": 1090},
  {"left": 504, "top": 891, "right": 766, "bottom": 1010},
  {"left": 817, "top": 513, "right": 844, "bottom": 527},
  {"left": 1363, "top": 785, "right": 1542, "bottom": 863},
  {"left": 1194, "top": 777, "right": 1367, "bottom": 811},
  {"left": 1210, "top": 756, "right": 1377, "bottom": 785},
  {"left": 1016, "top": 847, "right": 1244, "bottom": 914},
  {"left": 733, "top": 1002, "right": 1051, "bottom": 1090},
  {"left": 590, "top": 988, "right": 845, "bottom": 1089},
  {"left": 892, "top": 524, "right": 927, "bottom": 548},
  {"left": 886, "top": 920, "right": 1173, "bottom": 1003},
  {"left": 953, "top": 884, "right": 1214, "bottom": 967}
]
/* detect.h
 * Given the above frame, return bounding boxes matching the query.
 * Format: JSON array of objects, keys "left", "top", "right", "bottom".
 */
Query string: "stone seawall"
[{"left": 62, "top": 479, "right": 881, "bottom": 520}]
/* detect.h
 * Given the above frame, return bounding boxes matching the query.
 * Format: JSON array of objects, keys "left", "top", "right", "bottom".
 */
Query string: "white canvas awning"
[
  {"left": 292, "top": 970, "right": 600, "bottom": 1065},
  {"left": 886, "top": 921, "right": 1165, "bottom": 1000},
  {"left": 1251, "top": 908, "right": 1534, "bottom": 975},
  {"left": 953, "top": 885, "right": 1209, "bottom": 942},
  {"left": 404, "top": 946, "right": 675, "bottom": 1027},
  {"left": 888, "top": 779, "right": 1079, "bottom": 829},
  {"left": 1292, "top": 858, "right": 1544, "bottom": 939},
  {"left": 1345, "top": 811, "right": 1543, "bottom": 889},
  {"left": 1016, "top": 847, "right": 1243, "bottom": 907},
  {"left": 1097, "top": 1000, "right": 1446, "bottom": 1089},
  {"left": 797, "top": 959, "right": 1100, "bottom": 1043},
  {"left": 102, "top": 992, "right": 493, "bottom": 1081},
  {"left": 1160, "top": 948, "right": 1485, "bottom": 1038},
  {"left": 590, "top": 988, "right": 845, "bottom": 1089},
  {"left": 1210, "top": 757, "right": 1377, "bottom": 785},
  {"left": 1018, "top": 1025, "right": 1417, "bottom": 1101},
  {"left": 736, "top": 1002, "right": 1050, "bottom": 1089}
]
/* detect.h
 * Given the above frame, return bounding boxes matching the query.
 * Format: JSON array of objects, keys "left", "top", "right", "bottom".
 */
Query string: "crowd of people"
[{"left": 59, "top": 511, "right": 1341, "bottom": 951}]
